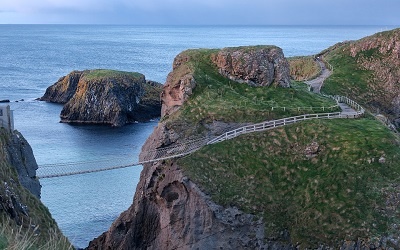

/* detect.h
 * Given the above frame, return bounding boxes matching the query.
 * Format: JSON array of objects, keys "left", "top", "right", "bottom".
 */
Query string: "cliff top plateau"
[{"left": 88, "top": 40, "right": 400, "bottom": 250}]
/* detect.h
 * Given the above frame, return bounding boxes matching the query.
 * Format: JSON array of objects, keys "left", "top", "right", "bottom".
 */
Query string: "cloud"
[{"left": 0, "top": 0, "right": 399, "bottom": 25}]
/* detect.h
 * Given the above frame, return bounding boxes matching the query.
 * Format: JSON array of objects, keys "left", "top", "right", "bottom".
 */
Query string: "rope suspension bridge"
[{"left": 37, "top": 95, "right": 364, "bottom": 179}]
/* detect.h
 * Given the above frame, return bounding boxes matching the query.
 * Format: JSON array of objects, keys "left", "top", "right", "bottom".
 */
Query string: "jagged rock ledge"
[{"left": 40, "top": 69, "right": 163, "bottom": 127}]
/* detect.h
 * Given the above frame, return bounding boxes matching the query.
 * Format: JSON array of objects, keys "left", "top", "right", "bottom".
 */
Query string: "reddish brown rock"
[
  {"left": 87, "top": 161, "right": 270, "bottom": 250},
  {"left": 212, "top": 46, "right": 291, "bottom": 88},
  {"left": 161, "top": 46, "right": 291, "bottom": 118},
  {"left": 86, "top": 47, "right": 294, "bottom": 249},
  {"left": 160, "top": 53, "right": 196, "bottom": 117}
]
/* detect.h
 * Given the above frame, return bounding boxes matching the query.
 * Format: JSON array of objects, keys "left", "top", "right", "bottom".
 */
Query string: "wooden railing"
[{"left": 208, "top": 95, "right": 365, "bottom": 145}]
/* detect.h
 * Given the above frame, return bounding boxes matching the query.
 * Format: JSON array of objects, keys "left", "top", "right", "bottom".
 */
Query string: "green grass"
[
  {"left": 288, "top": 56, "right": 321, "bottom": 81},
  {"left": 0, "top": 131, "right": 73, "bottom": 250},
  {"left": 83, "top": 69, "right": 143, "bottom": 81},
  {"left": 321, "top": 47, "right": 374, "bottom": 102},
  {"left": 171, "top": 49, "right": 339, "bottom": 124},
  {"left": 0, "top": 215, "right": 72, "bottom": 250},
  {"left": 178, "top": 118, "right": 400, "bottom": 247}
]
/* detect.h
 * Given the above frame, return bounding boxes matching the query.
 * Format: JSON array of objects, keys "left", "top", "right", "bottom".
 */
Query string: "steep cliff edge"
[
  {"left": 321, "top": 28, "right": 400, "bottom": 129},
  {"left": 87, "top": 46, "right": 345, "bottom": 249},
  {"left": 0, "top": 129, "right": 71, "bottom": 248},
  {"left": 3, "top": 130, "right": 41, "bottom": 198},
  {"left": 88, "top": 42, "right": 400, "bottom": 249},
  {"left": 40, "top": 69, "right": 163, "bottom": 127}
]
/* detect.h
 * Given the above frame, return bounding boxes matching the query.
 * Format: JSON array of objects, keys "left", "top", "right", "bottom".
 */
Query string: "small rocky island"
[{"left": 40, "top": 69, "right": 163, "bottom": 127}]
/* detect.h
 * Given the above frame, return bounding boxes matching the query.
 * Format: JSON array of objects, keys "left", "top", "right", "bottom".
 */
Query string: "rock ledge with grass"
[{"left": 40, "top": 69, "right": 163, "bottom": 127}]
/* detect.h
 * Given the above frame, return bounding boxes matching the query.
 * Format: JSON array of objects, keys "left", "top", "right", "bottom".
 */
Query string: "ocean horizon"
[{"left": 0, "top": 25, "right": 396, "bottom": 248}]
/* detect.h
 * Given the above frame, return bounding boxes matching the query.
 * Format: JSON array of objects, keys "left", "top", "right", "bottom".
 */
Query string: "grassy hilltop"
[
  {"left": 160, "top": 40, "right": 400, "bottom": 247},
  {"left": 167, "top": 49, "right": 339, "bottom": 125}
]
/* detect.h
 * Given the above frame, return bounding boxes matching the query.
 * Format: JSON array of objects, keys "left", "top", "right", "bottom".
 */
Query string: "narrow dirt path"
[{"left": 305, "top": 58, "right": 332, "bottom": 93}]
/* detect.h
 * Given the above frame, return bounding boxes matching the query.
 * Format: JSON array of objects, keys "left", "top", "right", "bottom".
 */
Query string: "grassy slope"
[
  {"left": 163, "top": 48, "right": 400, "bottom": 247},
  {"left": 321, "top": 45, "right": 374, "bottom": 102},
  {"left": 0, "top": 130, "right": 72, "bottom": 249},
  {"left": 179, "top": 118, "right": 400, "bottom": 247},
  {"left": 321, "top": 28, "right": 400, "bottom": 117},
  {"left": 288, "top": 56, "right": 321, "bottom": 81},
  {"left": 170, "top": 49, "right": 338, "bottom": 125},
  {"left": 82, "top": 69, "right": 143, "bottom": 81}
]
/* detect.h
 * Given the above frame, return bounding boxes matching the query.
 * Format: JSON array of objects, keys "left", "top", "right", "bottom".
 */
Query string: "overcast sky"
[{"left": 0, "top": 0, "right": 399, "bottom": 25}]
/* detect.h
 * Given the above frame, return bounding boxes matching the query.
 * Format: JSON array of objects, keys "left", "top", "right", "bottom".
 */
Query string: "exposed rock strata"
[
  {"left": 212, "top": 46, "right": 291, "bottom": 88},
  {"left": 0, "top": 129, "right": 70, "bottom": 247},
  {"left": 87, "top": 162, "right": 273, "bottom": 250},
  {"left": 41, "top": 70, "right": 163, "bottom": 127},
  {"left": 3, "top": 130, "right": 41, "bottom": 198},
  {"left": 161, "top": 53, "right": 196, "bottom": 117}
]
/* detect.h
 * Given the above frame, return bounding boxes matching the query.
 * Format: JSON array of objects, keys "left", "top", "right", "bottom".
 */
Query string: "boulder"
[{"left": 212, "top": 46, "right": 291, "bottom": 88}]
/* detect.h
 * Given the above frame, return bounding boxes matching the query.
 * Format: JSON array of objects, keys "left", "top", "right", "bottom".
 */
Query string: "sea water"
[{"left": 0, "top": 25, "right": 394, "bottom": 248}]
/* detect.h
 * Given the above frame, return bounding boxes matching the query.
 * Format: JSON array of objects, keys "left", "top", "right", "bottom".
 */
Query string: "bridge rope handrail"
[{"left": 37, "top": 95, "right": 364, "bottom": 179}]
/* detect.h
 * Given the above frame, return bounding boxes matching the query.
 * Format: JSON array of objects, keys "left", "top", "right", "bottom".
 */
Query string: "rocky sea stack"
[{"left": 40, "top": 69, "right": 163, "bottom": 127}]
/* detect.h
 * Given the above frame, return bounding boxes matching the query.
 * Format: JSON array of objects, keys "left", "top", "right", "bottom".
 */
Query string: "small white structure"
[{"left": 0, "top": 105, "right": 14, "bottom": 132}]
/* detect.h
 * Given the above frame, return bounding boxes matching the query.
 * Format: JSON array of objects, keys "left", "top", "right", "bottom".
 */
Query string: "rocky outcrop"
[
  {"left": 40, "top": 71, "right": 82, "bottom": 103},
  {"left": 87, "top": 160, "right": 278, "bottom": 250},
  {"left": 2, "top": 130, "right": 41, "bottom": 198},
  {"left": 87, "top": 48, "right": 295, "bottom": 249},
  {"left": 161, "top": 53, "right": 196, "bottom": 117},
  {"left": 212, "top": 46, "right": 291, "bottom": 88},
  {"left": 161, "top": 46, "right": 291, "bottom": 118},
  {"left": 40, "top": 70, "right": 163, "bottom": 127},
  {"left": 0, "top": 129, "right": 71, "bottom": 248}
]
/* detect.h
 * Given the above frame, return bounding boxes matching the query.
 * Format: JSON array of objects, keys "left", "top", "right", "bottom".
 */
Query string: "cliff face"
[
  {"left": 41, "top": 70, "right": 163, "bottom": 127},
  {"left": 348, "top": 29, "right": 400, "bottom": 126},
  {"left": 87, "top": 162, "right": 269, "bottom": 250},
  {"left": 87, "top": 46, "right": 293, "bottom": 249},
  {"left": 2, "top": 130, "right": 41, "bottom": 198},
  {"left": 212, "top": 46, "right": 291, "bottom": 88},
  {"left": 0, "top": 129, "right": 41, "bottom": 226},
  {"left": 0, "top": 129, "right": 71, "bottom": 248},
  {"left": 161, "top": 53, "right": 196, "bottom": 117}
]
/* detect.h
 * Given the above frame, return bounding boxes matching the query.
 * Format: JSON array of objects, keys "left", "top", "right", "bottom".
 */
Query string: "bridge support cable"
[{"left": 37, "top": 96, "right": 364, "bottom": 179}]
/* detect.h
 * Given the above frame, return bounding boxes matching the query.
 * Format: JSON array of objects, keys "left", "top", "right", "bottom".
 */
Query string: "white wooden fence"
[{"left": 208, "top": 95, "right": 364, "bottom": 145}]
